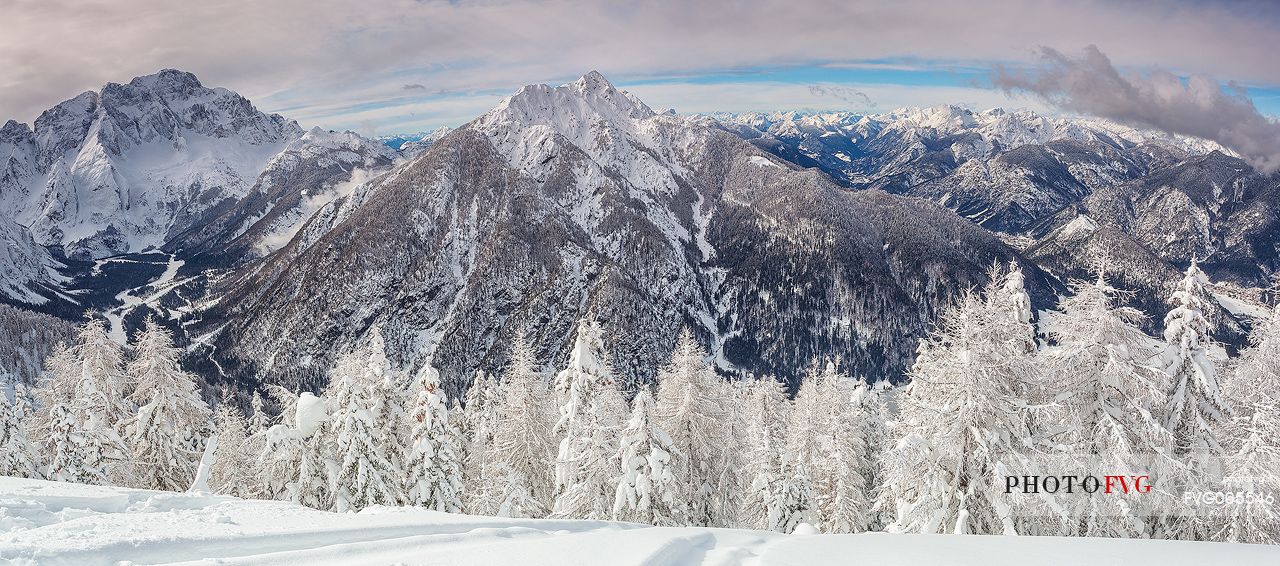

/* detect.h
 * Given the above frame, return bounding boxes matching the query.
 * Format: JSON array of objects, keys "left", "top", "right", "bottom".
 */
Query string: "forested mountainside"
[{"left": 190, "top": 72, "right": 1050, "bottom": 394}]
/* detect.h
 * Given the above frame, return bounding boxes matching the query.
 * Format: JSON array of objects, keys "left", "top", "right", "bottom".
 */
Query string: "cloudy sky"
[{"left": 4, "top": 0, "right": 1279, "bottom": 140}]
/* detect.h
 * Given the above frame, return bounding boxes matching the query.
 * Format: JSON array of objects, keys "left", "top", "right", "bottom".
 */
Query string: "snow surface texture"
[{"left": 0, "top": 477, "right": 1276, "bottom": 565}]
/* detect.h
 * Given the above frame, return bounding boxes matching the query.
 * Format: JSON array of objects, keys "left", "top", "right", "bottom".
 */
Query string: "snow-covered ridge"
[
  {"left": 713, "top": 106, "right": 1226, "bottom": 156},
  {"left": 1, "top": 477, "right": 1276, "bottom": 565}
]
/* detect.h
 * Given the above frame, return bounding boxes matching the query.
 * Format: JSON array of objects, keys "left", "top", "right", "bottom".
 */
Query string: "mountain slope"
[
  {"left": 192, "top": 72, "right": 1049, "bottom": 393},
  {"left": 0, "top": 212, "right": 68, "bottom": 305}
]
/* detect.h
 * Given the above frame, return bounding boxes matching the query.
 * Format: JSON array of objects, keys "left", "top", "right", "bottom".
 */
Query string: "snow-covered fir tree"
[
  {"left": 405, "top": 358, "right": 464, "bottom": 512},
  {"left": 1161, "top": 263, "right": 1231, "bottom": 539},
  {"left": 123, "top": 318, "right": 212, "bottom": 491},
  {"left": 552, "top": 318, "right": 625, "bottom": 520},
  {"left": 612, "top": 388, "right": 684, "bottom": 525},
  {"left": 740, "top": 376, "right": 809, "bottom": 532},
  {"left": 482, "top": 333, "right": 557, "bottom": 517},
  {"left": 879, "top": 265, "right": 1039, "bottom": 535},
  {"left": 653, "top": 328, "right": 730, "bottom": 527},
  {"left": 1163, "top": 262, "right": 1230, "bottom": 458},
  {"left": 1042, "top": 273, "right": 1178, "bottom": 537},
  {"left": 0, "top": 383, "right": 39, "bottom": 478},
  {"left": 364, "top": 330, "right": 412, "bottom": 504},
  {"left": 42, "top": 401, "right": 108, "bottom": 484},
  {"left": 288, "top": 391, "right": 333, "bottom": 510},
  {"left": 326, "top": 347, "right": 402, "bottom": 512}
]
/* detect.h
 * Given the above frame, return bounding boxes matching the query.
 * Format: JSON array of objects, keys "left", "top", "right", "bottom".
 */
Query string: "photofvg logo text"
[
  {"left": 1005, "top": 474, "right": 1151, "bottom": 495},
  {"left": 994, "top": 453, "right": 1277, "bottom": 519}
]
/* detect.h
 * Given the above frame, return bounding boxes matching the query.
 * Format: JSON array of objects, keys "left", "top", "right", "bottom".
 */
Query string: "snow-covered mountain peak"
[
  {"left": 482, "top": 72, "right": 654, "bottom": 133},
  {"left": 0, "top": 68, "right": 314, "bottom": 258},
  {"left": 473, "top": 72, "right": 667, "bottom": 175},
  {"left": 1, "top": 120, "right": 32, "bottom": 140},
  {"left": 126, "top": 68, "right": 204, "bottom": 94}
]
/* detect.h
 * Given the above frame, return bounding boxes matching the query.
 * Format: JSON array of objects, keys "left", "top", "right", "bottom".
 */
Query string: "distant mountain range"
[{"left": 0, "top": 69, "right": 1275, "bottom": 393}]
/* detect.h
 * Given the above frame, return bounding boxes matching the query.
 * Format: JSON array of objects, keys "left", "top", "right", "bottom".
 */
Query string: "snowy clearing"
[{"left": 0, "top": 477, "right": 1276, "bottom": 565}]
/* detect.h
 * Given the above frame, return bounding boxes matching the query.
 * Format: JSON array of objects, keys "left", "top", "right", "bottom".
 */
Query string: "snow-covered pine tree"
[
  {"left": 653, "top": 327, "right": 729, "bottom": 527},
  {"left": 363, "top": 330, "right": 412, "bottom": 505},
  {"left": 879, "top": 264, "right": 1038, "bottom": 535},
  {"left": 249, "top": 391, "right": 271, "bottom": 433},
  {"left": 461, "top": 371, "right": 497, "bottom": 514},
  {"left": 209, "top": 395, "right": 255, "bottom": 497},
  {"left": 256, "top": 386, "right": 300, "bottom": 501},
  {"left": 1214, "top": 305, "right": 1280, "bottom": 544},
  {"left": 1163, "top": 262, "right": 1230, "bottom": 458},
  {"left": 0, "top": 383, "right": 39, "bottom": 478},
  {"left": 1042, "top": 273, "right": 1177, "bottom": 537},
  {"left": 326, "top": 346, "right": 402, "bottom": 512},
  {"left": 483, "top": 333, "right": 557, "bottom": 517},
  {"left": 405, "top": 358, "right": 464, "bottom": 513},
  {"left": 613, "top": 388, "right": 684, "bottom": 525},
  {"left": 42, "top": 401, "right": 108, "bottom": 484},
  {"left": 1161, "top": 263, "right": 1231, "bottom": 539},
  {"left": 124, "top": 318, "right": 212, "bottom": 491},
  {"left": 739, "top": 376, "right": 809, "bottom": 532},
  {"left": 552, "top": 318, "right": 625, "bottom": 520},
  {"left": 288, "top": 391, "right": 333, "bottom": 510}
]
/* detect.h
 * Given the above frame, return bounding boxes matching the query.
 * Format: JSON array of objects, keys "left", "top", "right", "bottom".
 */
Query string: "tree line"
[{"left": 0, "top": 261, "right": 1276, "bottom": 544}]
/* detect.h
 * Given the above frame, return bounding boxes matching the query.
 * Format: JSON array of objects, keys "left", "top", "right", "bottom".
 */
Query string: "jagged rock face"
[
  {"left": 715, "top": 108, "right": 1223, "bottom": 235},
  {"left": 0, "top": 69, "right": 303, "bottom": 259},
  {"left": 197, "top": 73, "right": 1047, "bottom": 393}
]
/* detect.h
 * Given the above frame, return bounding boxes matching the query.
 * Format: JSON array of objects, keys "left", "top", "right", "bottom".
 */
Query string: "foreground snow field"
[{"left": 1, "top": 478, "right": 1277, "bottom": 565}]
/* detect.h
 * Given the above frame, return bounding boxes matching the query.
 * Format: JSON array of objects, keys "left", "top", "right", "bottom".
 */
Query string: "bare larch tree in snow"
[
  {"left": 653, "top": 328, "right": 730, "bottom": 527},
  {"left": 483, "top": 333, "right": 557, "bottom": 517},
  {"left": 123, "top": 318, "right": 211, "bottom": 491}
]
